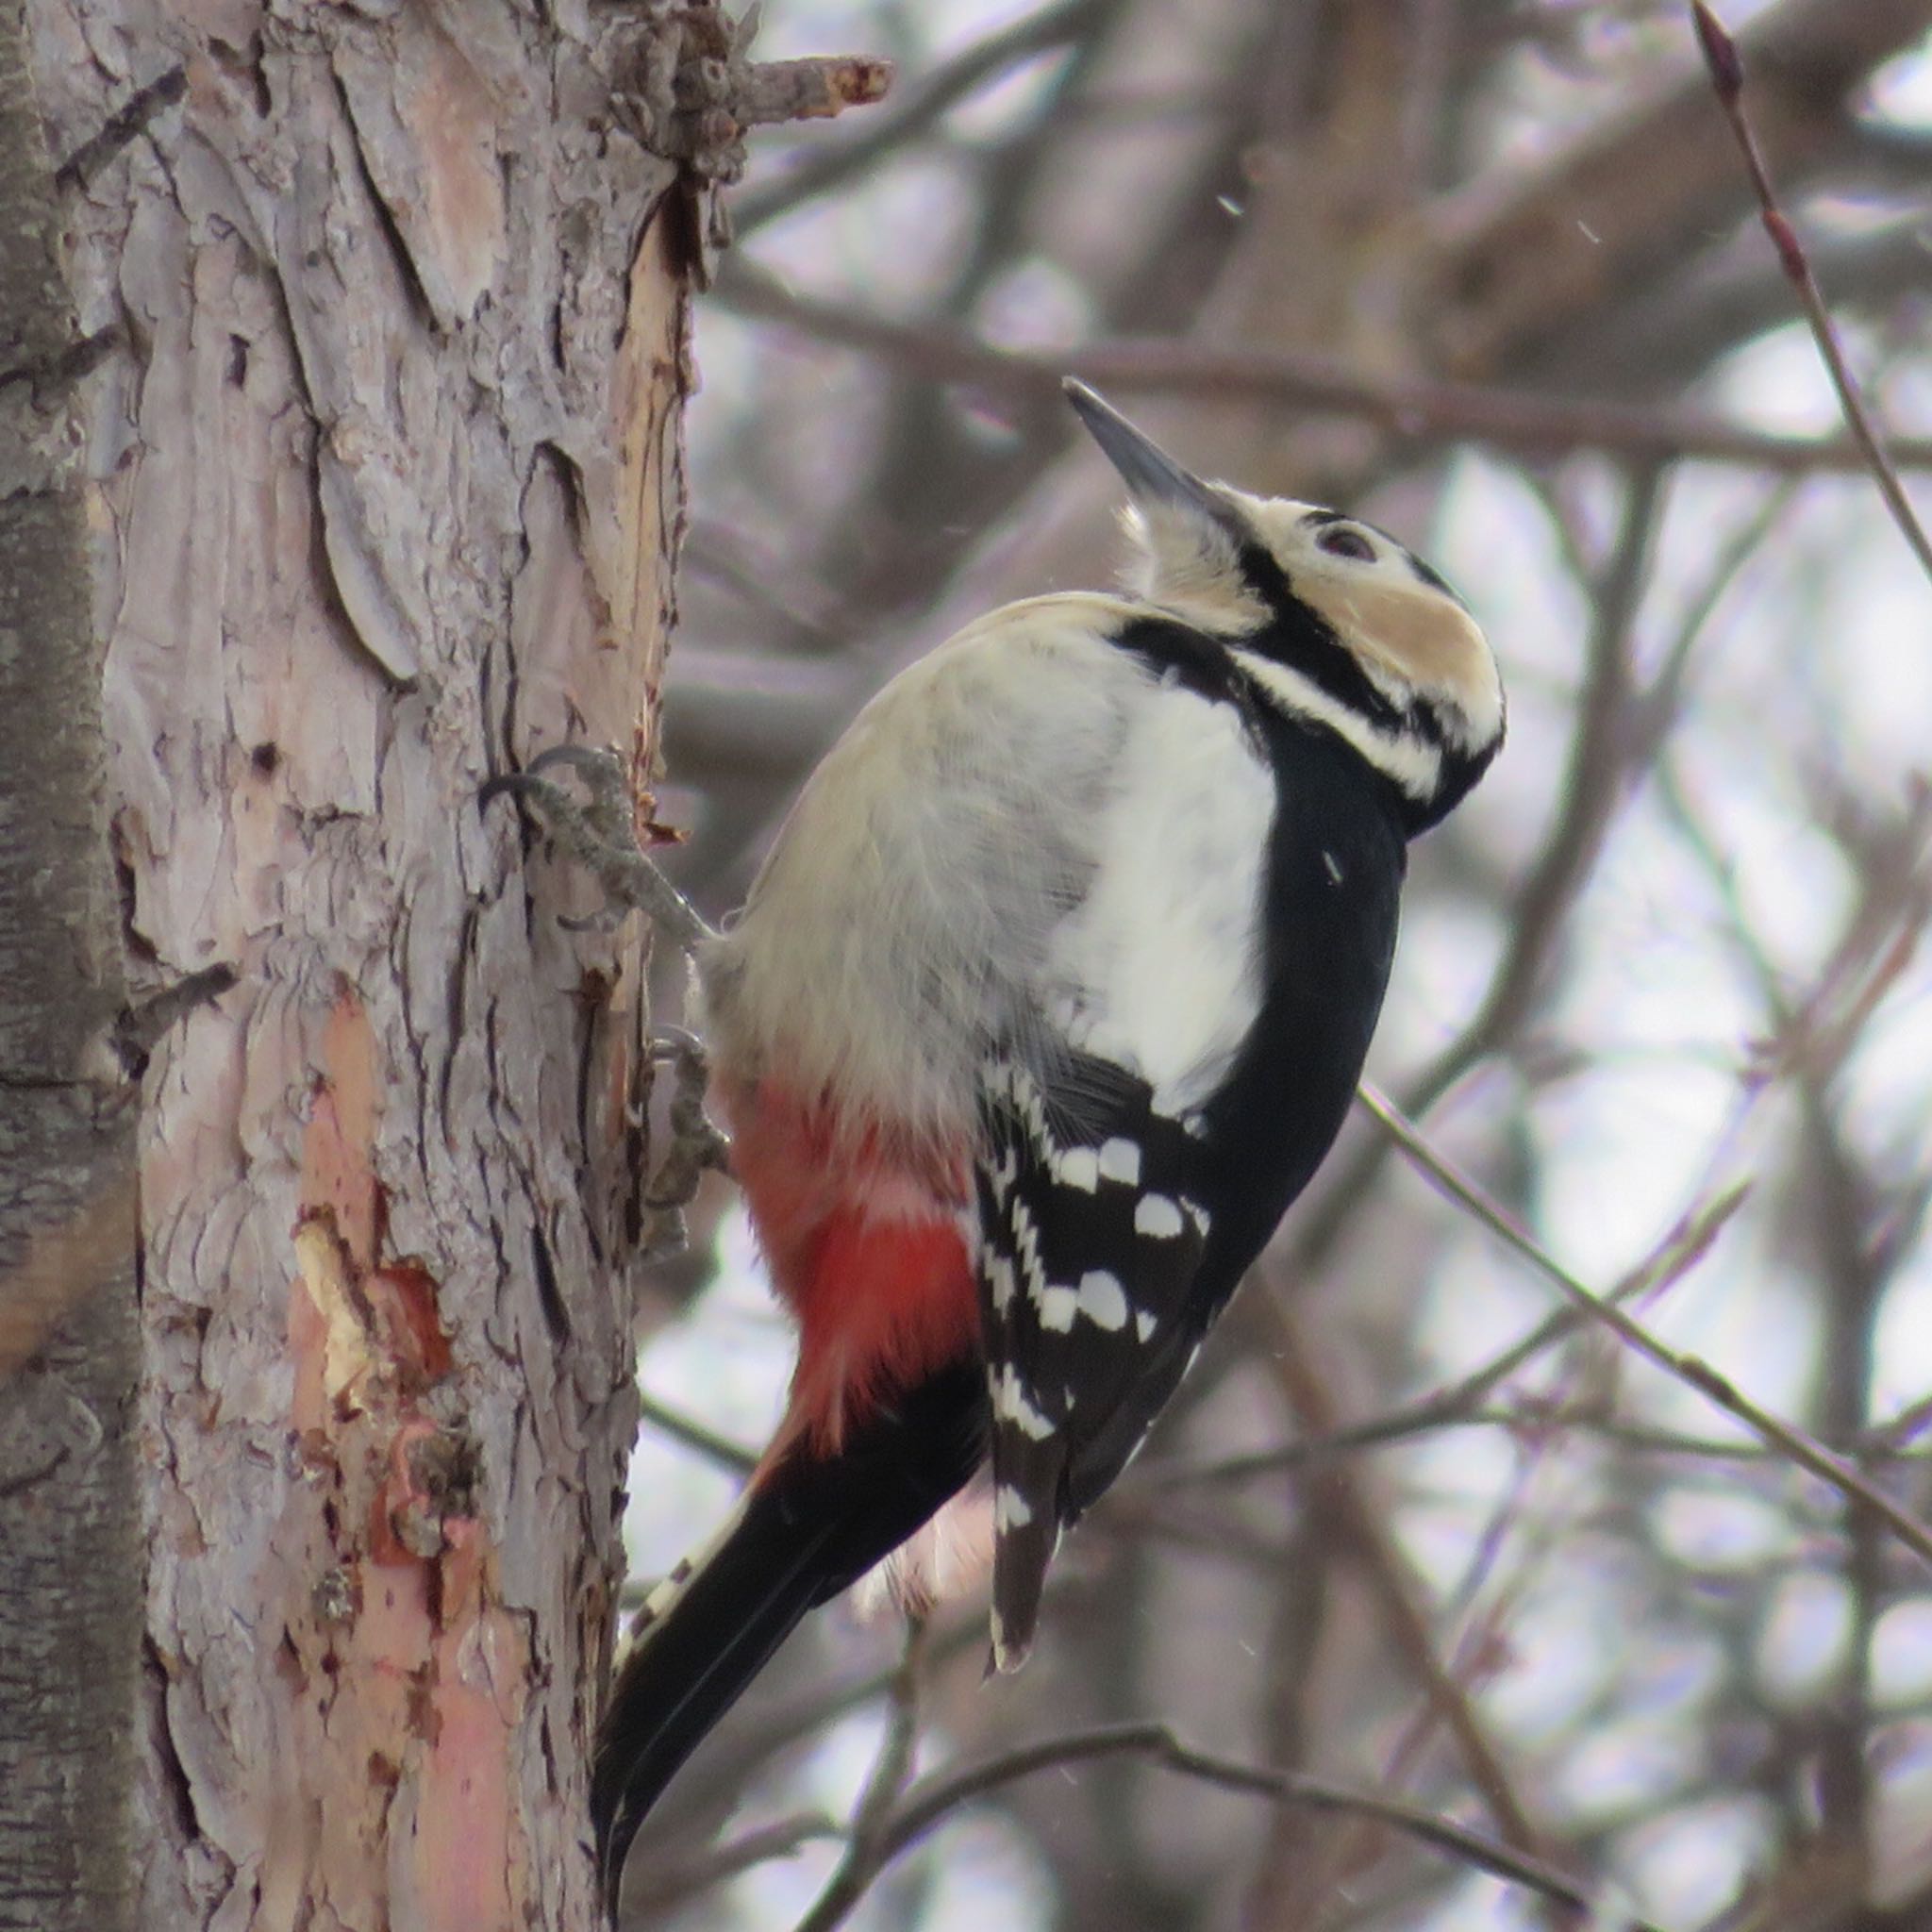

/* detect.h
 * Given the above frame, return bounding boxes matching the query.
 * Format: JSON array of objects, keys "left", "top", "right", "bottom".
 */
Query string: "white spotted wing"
[{"left": 973, "top": 1051, "right": 1210, "bottom": 1670}]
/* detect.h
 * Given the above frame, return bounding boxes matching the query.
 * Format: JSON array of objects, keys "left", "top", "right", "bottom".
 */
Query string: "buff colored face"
[
  {"left": 1237, "top": 493, "right": 1505, "bottom": 755},
  {"left": 1121, "top": 482, "right": 1504, "bottom": 763}
]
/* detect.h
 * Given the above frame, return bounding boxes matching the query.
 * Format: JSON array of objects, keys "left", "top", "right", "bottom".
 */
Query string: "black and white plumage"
[
  {"left": 974, "top": 1048, "right": 1210, "bottom": 1656},
  {"left": 583, "top": 379, "right": 1504, "bottom": 1897},
  {"left": 927, "top": 385, "right": 1500, "bottom": 1666}
]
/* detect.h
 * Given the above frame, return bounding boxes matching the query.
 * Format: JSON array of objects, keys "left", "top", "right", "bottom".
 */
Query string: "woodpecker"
[{"left": 569, "top": 382, "right": 1504, "bottom": 1908}]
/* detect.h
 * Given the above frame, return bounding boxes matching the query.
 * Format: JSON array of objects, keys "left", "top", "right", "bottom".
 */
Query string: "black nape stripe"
[
  {"left": 1110, "top": 568, "right": 1424, "bottom": 771},
  {"left": 1108, "top": 555, "right": 1486, "bottom": 832},
  {"left": 1231, "top": 541, "right": 1407, "bottom": 734},
  {"left": 1110, "top": 615, "right": 1251, "bottom": 713}
]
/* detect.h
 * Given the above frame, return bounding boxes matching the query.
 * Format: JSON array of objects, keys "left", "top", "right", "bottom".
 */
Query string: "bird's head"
[{"left": 1065, "top": 379, "right": 1504, "bottom": 831}]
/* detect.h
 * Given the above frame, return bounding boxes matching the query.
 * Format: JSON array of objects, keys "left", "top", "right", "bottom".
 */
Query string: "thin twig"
[
  {"left": 625, "top": 1811, "right": 843, "bottom": 1911},
  {"left": 0, "top": 323, "right": 121, "bottom": 402},
  {"left": 1358, "top": 1084, "right": 1932, "bottom": 1575},
  {"left": 1143, "top": 1179, "right": 1748, "bottom": 1494},
  {"left": 1147, "top": 1393, "right": 1932, "bottom": 1488},
  {"left": 635, "top": 1392, "right": 758, "bottom": 1477},
  {"left": 1442, "top": 468, "right": 1660, "bottom": 1063},
  {"left": 1622, "top": 471, "right": 1802, "bottom": 758},
  {"left": 846, "top": 1722, "right": 1658, "bottom": 1932},
  {"left": 1259, "top": 1307, "right": 1544, "bottom": 1860},
  {"left": 736, "top": 0, "right": 1103, "bottom": 235},
  {"left": 100, "top": 961, "right": 238, "bottom": 1083},
  {"left": 735, "top": 57, "right": 896, "bottom": 130},
  {"left": 1337, "top": 1426, "right": 1562, "bottom": 1917},
  {"left": 1283, "top": 467, "right": 1715, "bottom": 1283},
  {"left": 791, "top": 1616, "right": 929, "bottom": 1932},
  {"left": 1690, "top": 1, "right": 1932, "bottom": 583},
  {"left": 1870, "top": 1390, "right": 1932, "bottom": 1452},
  {"left": 718, "top": 259, "right": 1932, "bottom": 475},
  {"left": 648, "top": 1591, "right": 1005, "bottom": 1824},
  {"left": 53, "top": 65, "right": 184, "bottom": 190}
]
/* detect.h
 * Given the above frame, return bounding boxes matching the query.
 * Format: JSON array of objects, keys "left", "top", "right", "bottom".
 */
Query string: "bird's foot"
[
  {"left": 640, "top": 1025, "right": 732, "bottom": 1259},
  {"left": 481, "top": 744, "right": 716, "bottom": 947}
]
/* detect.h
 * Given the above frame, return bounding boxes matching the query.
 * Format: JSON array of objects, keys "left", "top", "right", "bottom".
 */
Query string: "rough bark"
[
  {"left": 15, "top": 0, "right": 702, "bottom": 1925},
  {"left": 0, "top": 4, "right": 139, "bottom": 1928}
]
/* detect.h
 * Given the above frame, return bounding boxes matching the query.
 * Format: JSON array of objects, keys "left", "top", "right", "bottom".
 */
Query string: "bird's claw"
[
  {"left": 640, "top": 1027, "right": 733, "bottom": 1259},
  {"left": 481, "top": 746, "right": 716, "bottom": 949}
]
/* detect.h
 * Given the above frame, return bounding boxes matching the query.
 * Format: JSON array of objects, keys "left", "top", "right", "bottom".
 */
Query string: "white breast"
[
  {"left": 1041, "top": 685, "right": 1272, "bottom": 1116},
  {"left": 697, "top": 597, "right": 1277, "bottom": 1146}
]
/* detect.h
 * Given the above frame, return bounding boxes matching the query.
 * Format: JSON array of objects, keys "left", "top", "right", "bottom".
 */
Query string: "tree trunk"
[
  {"left": 14, "top": 3, "right": 700, "bottom": 1925},
  {"left": 0, "top": 7, "right": 138, "bottom": 1928}
]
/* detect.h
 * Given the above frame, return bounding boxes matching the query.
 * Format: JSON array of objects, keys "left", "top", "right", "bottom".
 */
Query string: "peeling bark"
[{"left": 13, "top": 0, "right": 707, "bottom": 1924}]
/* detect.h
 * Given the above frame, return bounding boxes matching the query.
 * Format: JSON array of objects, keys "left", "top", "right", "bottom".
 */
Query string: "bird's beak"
[{"left": 1062, "top": 379, "right": 1233, "bottom": 531}]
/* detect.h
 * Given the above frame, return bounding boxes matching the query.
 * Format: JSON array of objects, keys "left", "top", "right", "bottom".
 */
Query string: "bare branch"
[
  {"left": 1358, "top": 1084, "right": 1932, "bottom": 1576},
  {"left": 625, "top": 1811, "right": 842, "bottom": 1914},
  {"left": 791, "top": 1616, "right": 929, "bottom": 1932},
  {"left": 736, "top": 57, "right": 895, "bottom": 129},
  {"left": 1691, "top": 0, "right": 1932, "bottom": 584},
  {"left": 1149, "top": 1396, "right": 1887, "bottom": 1488},
  {"left": 735, "top": 0, "right": 1105, "bottom": 235},
  {"left": 1257, "top": 1308, "right": 1544, "bottom": 1862},
  {"left": 718, "top": 259, "right": 1932, "bottom": 475},
  {"left": 859, "top": 1723, "right": 1659, "bottom": 1931},
  {"left": 51, "top": 66, "right": 183, "bottom": 191},
  {"left": 635, "top": 1392, "right": 759, "bottom": 1478},
  {"left": 1281, "top": 464, "right": 1791, "bottom": 1290},
  {"left": 1148, "top": 1182, "right": 1750, "bottom": 1491}
]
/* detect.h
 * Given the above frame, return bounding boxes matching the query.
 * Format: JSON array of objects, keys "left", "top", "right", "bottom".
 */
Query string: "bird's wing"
[{"left": 972, "top": 1045, "right": 1211, "bottom": 1672}]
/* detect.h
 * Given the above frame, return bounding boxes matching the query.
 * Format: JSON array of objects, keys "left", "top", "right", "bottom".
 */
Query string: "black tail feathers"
[
  {"left": 591, "top": 1357, "right": 986, "bottom": 1917},
  {"left": 590, "top": 1485, "right": 838, "bottom": 1912}
]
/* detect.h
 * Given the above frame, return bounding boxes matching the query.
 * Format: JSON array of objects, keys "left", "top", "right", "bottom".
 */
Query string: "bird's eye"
[{"left": 1317, "top": 525, "right": 1376, "bottom": 563}]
